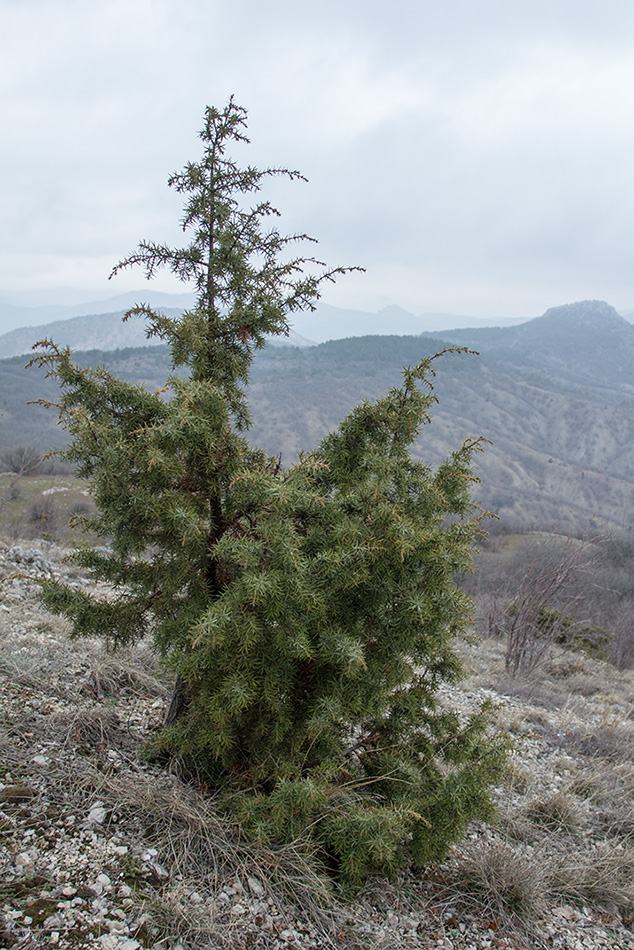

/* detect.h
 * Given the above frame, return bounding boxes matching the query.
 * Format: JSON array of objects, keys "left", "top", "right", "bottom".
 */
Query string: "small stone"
[
  {"left": 88, "top": 805, "right": 107, "bottom": 824},
  {"left": 119, "top": 941, "right": 141, "bottom": 950},
  {"left": 145, "top": 860, "right": 169, "bottom": 882},
  {"left": 32, "top": 755, "right": 49, "bottom": 766},
  {"left": 112, "top": 845, "right": 128, "bottom": 856},
  {"left": 231, "top": 902, "right": 247, "bottom": 915},
  {"left": 15, "top": 852, "right": 34, "bottom": 870},
  {"left": 50, "top": 934, "right": 60, "bottom": 946},
  {"left": 247, "top": 875, "right": 265, "bottom": 898},
  {"left": 61, "top": 886, "right": 77, "bottom": 897}
]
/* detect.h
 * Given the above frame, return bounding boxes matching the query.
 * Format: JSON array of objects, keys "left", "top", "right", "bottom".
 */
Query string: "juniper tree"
[{"left": 31, "top": 98, "right": 506, "bottom": 886}]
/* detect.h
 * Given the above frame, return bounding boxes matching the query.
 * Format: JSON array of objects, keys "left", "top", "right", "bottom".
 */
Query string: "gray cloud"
[{"left": 2, "top": 0, "right": 634, "bottom": 327}]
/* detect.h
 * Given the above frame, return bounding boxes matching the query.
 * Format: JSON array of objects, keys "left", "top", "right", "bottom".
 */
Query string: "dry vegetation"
[
  {"left": 1, "top": 530, "right": 634, "bottom": 949},
  {"left": 0, "top": 472, "right": 96, "bottom": 545}
]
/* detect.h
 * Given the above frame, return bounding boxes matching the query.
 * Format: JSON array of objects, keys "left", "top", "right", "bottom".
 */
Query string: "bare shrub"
[
  {"left": 607, "top": 603, "right": 634, "bottom": 669},
  {"left": 28, "top": 494, "right": 59, "bottom": 538},
  {"left": 0, "top": 445, "right": 43, "bottom": 475},
  {"left": 496, "top": 540, "right": 595, "bottom": 676},
  {"left": 0, "top": 445, "right": 44, "bottom": 517}
]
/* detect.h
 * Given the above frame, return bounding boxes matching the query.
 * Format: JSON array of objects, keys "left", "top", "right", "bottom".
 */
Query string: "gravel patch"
[{"left": 1, "top": 537, "right": 633, "bottom": 949}]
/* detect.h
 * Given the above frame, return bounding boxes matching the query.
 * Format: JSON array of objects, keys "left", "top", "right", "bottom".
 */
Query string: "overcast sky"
[{"left": 2, "top": 0, "right": 634, "bottom": 332}]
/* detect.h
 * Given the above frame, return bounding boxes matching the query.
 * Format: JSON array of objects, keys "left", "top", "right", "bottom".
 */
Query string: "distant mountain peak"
[
  {"left": 537, "top": 299, "right": 628, "bottom": 329},
  {"left": 376, "top": 305, "right": 417, "bottom": 318}
]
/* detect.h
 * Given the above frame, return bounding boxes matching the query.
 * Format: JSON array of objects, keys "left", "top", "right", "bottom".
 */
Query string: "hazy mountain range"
[
  {"left": 0, "top": 292, "right": 529, "bottom": 358},
  {"left": 1, "top": 298, "right": 632, "bottom": 534}
]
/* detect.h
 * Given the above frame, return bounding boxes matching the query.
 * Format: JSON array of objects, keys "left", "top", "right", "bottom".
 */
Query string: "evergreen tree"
[{"left": 31, "top": 99, "right": 506, "bottom": 886}]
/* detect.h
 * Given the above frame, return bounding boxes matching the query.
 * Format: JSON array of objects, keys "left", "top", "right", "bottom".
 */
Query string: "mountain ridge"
[
  {"left": 0, "top": 295, "right": 528, "bottom": 356},
  {"left": 2, "top": 300, "right": 633, "bottom": 534}
]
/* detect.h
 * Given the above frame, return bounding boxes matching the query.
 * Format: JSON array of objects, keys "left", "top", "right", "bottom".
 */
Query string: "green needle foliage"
[{"left": 31, "top": 98, "right": 506, "bottom": 887}]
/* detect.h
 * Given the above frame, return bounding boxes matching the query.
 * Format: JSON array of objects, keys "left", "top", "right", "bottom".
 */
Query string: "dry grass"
[
  {"left": 0, "top": 628, "right": 341, "bottom": 950},
  {"left": 443, "top": 840, "right": 546, "bottom": 921},
  {"left": 548, "top": 842, "right": 634, "bottom": 919},
  {"left": 3, "top": 544, "right": 634, "bottom": 950},
  {"left": 523, "top": 790, "right": 582, "bottom": 835},
  {"left": 79, "top": 645, "right": 168, "bottom": 700},
  {"left": 566, "top": 720, "right": 634, "bottom": 762},
  {"left": 36, "top": 751, "right": 341, "bottom": 950}
]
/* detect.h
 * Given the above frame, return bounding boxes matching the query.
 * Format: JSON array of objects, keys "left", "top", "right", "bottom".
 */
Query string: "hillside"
[
  {"left": 2, "top": 535, "right": 634, "bottom": 949},
  {"left": 0, "top": 309, "right": 313, "bottom": 359},
  {"left": 2, "top": 300, "right": 634, "bottom": 533},
  {"left": 421, "top": 300, "right": 634, "bottom": 392}
]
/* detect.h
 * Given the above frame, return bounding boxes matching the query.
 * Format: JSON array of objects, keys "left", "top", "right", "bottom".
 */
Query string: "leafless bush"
[
  {"left": 0, "top": 445, "right": 44, "bottom": 517},
  {"left": 28, "top": 494, "right": 59, "bottom": 538},
  {"left": 496, "top": 541, "right": 595, "bottom": 676},
  {"left": 607, "top": 603, "right": 634, "bottom": 669},
  {"left": 0, "top": 445, "right": 43, "bottom": 475}
]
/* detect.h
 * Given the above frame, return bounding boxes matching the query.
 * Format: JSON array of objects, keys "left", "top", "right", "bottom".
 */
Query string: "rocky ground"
[{"left": 1, "top": 538, "right": 634, "bottom": 950}]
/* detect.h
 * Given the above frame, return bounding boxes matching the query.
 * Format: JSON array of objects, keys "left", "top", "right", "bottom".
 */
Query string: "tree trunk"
[{"left": 165, "top": 675, "right": 191, "bottom": 726}]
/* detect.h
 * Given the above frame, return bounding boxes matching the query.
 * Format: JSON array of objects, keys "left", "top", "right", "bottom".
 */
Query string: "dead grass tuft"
[
  {"left": 70, "top": 765, "right": 339, "bottom": 948},
  {"left": 567, "top": 721, "right": 634, "bottom": 762},
  {"left": 80, "top": 646, "right": 167, "bottom": 699},
  {"left": 44, "top": 708, "right": 138, "bottom": 754},
  {"left": 548, "top": 841, "right": 634, "bottom": 919},
  {"left": 523, "top": 790, "right": 582, "bottom": 835},
  {"left": 441, "top": 841, "right": 546, "bottom": 921}
]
